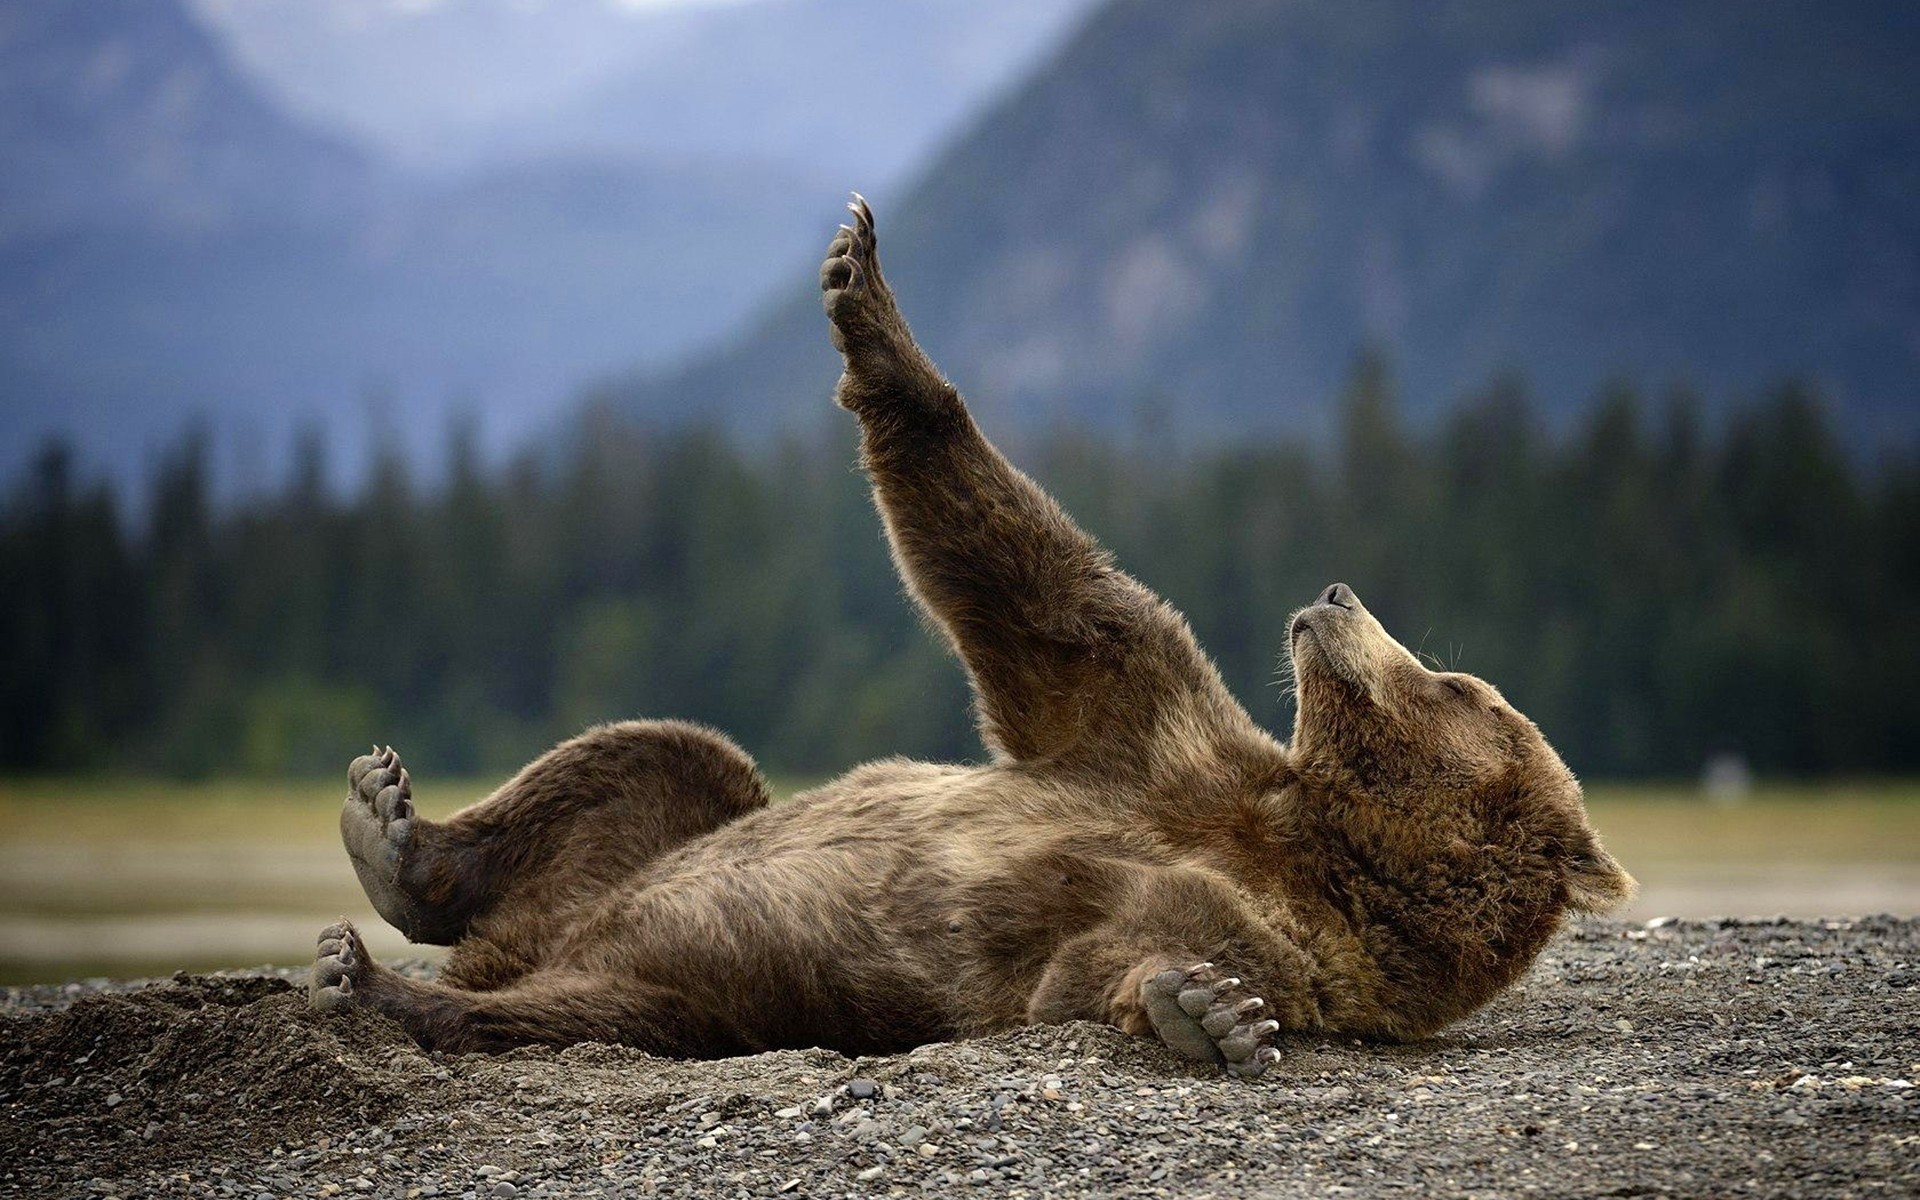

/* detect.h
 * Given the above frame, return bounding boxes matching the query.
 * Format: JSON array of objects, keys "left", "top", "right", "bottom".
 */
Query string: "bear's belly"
[
  {"left": 541, "top": 765, "right": 1175, "bottom": 1053},
  {"left": 542, "top": 833, "right": 971, "bottom": 1053},
  {"left": 545, "top": 818, "right": 1157, "bottom": 1052}
]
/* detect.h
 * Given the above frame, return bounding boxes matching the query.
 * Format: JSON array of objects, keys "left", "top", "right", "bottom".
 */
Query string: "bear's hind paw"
[{"left": 310, "top": 918, "right": 368, "bottom": 1012}]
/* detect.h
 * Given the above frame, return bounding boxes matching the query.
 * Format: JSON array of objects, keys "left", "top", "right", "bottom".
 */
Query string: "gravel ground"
[{"left": 2, "top": 917, "right": 1916, "bottom": 1199}]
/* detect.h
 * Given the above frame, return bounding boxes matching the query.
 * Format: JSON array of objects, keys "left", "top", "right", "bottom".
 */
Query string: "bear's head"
[{"left": 1286, "top": 583, "right": 1635, "bottom": 919}]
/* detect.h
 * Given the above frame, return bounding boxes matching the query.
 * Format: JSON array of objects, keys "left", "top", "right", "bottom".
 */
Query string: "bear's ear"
[{"left": 1566, "top": 835, "right": 1637, "bottom": 913}]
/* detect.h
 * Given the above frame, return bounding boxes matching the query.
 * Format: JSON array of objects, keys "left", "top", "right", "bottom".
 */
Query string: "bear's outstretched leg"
[
  {"left": 339, "top": 721, "right": 770, "bottom": 951},
  {"left": 821, "top": 198, "right": 1267, "bottom": 776},
  {"left": 309, "top": 918, "right": 732, "bottom": 1055}
]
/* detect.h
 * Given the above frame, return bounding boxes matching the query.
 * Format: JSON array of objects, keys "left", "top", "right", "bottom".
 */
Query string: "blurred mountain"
[
  {"left": 0, "top": 0, "right": 1098, "bottom": 488},
  {"left": 613, "top": 0, "right": 1920, "bottom": 447},
  {"left": 0, "top": 0, "right": 373, "bottom": 240},
  {"left": 479, "top": 0, "right": 1104, "bottom": 185},
  {"left": 194, "top": 0, "right": 1101, "bottom": 181},
  {"left": 185, "top": 0, "right": 675, "bottom": 170}
]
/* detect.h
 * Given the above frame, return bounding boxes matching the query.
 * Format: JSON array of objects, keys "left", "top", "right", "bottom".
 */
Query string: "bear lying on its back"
[{"left": 310, "top": 197, "right": 1635, "bottom": 1075}]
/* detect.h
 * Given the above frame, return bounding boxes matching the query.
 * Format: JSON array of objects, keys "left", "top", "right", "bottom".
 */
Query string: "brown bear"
[{"left": 310, "top": 196, "right": 1636, "bottom": 1076}]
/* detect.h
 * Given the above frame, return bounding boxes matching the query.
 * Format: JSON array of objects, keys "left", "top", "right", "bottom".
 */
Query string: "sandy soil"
[{"left": 2, "top": 917, "right": 1916, "bottom": 1199}]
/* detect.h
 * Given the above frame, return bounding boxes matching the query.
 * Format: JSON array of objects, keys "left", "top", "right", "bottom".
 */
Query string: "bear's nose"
[{"left": 1321, "top": 583, "right": 1356, "bottom": 610}]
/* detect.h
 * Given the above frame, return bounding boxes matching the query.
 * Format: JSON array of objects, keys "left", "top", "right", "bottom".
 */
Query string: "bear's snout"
[{"left": 1294, "top": 582, "right": 1359, "bottom": 641}]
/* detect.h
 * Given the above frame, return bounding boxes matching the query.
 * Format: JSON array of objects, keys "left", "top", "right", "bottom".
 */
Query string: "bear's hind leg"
[
  {"left": 339, "top": 721, "right": 771, "bottom": 949},
  {"left": 309, "top": 918, "right": 728, "bottom": 1055}
]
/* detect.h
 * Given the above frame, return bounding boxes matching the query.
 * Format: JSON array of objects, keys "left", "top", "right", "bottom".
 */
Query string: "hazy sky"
[
  {"left": 188, "top": 0, "right": 1098, "bottom": 175},
  {"left": 188, "top": 0, "right": 777, "bottom": 163}
]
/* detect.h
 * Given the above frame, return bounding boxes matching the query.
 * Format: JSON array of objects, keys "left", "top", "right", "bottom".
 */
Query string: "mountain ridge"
[
  {"left": 608, "top": 0, "right": 1920, "bottom": 448},
  {"left": 0, "top": 0, "right": 1100, "bottom": 489}
]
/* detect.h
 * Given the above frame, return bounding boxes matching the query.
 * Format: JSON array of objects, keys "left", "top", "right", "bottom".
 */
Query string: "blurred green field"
[{"left": 2, "top": 777, "right": 1916, "bottom": 986}]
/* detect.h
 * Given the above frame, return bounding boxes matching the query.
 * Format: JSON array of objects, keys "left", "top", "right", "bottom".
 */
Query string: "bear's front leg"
[
  {"left": 821, "top": 194, "right": 960, "bottom": 426},
  {"left": 818, "top": 196, "right": 1260, "bottom": 769},
  {"left": 1130, "top": 959, "right": 1284, "bottom": 1078},
  {"left": 1027, "top": 926, "right": 1313, "bottom": 1080}
]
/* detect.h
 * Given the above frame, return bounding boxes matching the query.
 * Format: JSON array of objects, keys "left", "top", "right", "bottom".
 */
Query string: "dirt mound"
[
  {"left": 3, "top": 920, "right": 1917, "bottom": 1198},
  {"left": 1, "top": 974, "right": 430, "bottom": 1181}
]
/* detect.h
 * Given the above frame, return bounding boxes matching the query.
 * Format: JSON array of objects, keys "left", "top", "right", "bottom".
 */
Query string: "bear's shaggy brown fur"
[{"left": 310, "top": 197, "right": 1635, "bottom": 1075}]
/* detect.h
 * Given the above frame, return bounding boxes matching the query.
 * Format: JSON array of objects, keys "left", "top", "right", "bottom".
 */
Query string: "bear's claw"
[{"left": 1142, "top": 962, "right": 1283, "bottom": 1079}]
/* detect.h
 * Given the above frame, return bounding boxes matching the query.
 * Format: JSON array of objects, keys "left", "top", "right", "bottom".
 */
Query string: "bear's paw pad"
[{"left": 1141, "top": 961, "right": 1282, "bottom": 1079}]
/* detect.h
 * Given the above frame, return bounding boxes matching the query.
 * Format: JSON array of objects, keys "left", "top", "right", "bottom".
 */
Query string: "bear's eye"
[{"left": 1443, "top": 678, "right": 1469, "bottom": 698}]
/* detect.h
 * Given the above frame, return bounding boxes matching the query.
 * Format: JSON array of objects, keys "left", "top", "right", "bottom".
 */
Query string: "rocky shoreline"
[{"left": 3, "top": 918, "right": 1916, "bottom": 1198}]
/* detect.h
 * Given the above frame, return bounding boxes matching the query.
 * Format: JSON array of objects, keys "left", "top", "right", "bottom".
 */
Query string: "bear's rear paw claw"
[
  {"left": 376, "top": 768, "right": 414, "bottom": 824},
  {"left": 1142, "top": 962, "right": 1283, "bottom": 1079},
  {"left": 347, "top": 745, "right": 395, "bottom": 795}
]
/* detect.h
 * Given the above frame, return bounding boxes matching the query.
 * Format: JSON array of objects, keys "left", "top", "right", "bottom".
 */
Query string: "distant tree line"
[{"left": 3, "top": 362, "right": 1915, "bottom": 781}]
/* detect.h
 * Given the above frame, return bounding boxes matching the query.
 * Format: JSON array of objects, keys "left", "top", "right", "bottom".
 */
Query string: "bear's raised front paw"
[
  {"left": 310, "top": 918, "right": 369, "bottom": 1012},
  {"left": 1141, "top": 962, "right": 1283, "bottom": 1079},
  {"left": 819, "top": 192, "right": 898, "bottom": 356}
]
